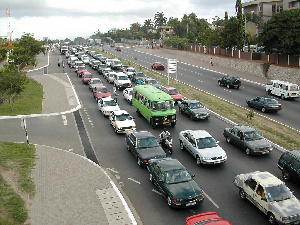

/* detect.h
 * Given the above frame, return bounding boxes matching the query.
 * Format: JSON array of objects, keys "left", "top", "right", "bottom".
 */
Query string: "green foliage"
[
  {"left": 154, "top": 12, "right": 167, "bottom": 28},
  {"left": 246, "top": 109, "right": 255, "bottom": 120},
  {"left": 0, "top": 47, "right": 8, "bottom": 60},
  {"left": 163, "top": 36, "right": 189, "bottom": 49},
  {"left": 259, "top": 9, "right": 300, "bottom": 55}
]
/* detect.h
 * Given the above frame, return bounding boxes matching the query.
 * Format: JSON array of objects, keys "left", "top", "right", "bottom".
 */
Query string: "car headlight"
[{"left": 203, "top": 157, "right": 210, "bottom": 160}]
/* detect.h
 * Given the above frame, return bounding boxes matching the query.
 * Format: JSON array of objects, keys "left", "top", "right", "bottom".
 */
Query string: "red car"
[
  {"left": 82, "top": 72, "right": 93, "bottom": 85},
  {"left": 92, "top": 86, "right": 111, "bottom": 101},
  {"left": 151, "top": 62, "right": 165, "bottom": 70},
  {"left": 76, "top": 65, "right": 88, "bottom": 77},
  {"left": 185, "top": 212, "right": 232, "bottom": 225},
  {"left": 162, "top": 87, "right": 184, "bottom": 103}
]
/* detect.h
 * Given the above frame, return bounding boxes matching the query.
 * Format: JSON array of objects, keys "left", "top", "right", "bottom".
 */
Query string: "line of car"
[{"left": 67, "top": 45, "right": 300, "bottom": 224}]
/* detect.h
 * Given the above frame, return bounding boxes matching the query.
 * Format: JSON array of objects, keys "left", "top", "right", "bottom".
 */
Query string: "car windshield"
[
  {"left": 265, "top": 184, "right": 292, "bottom": 202},
  {"left": 103, "top": 100, "right": 117, "bottom": 107},
  {"left": 152, "top": 101, "right": 175, "bottom": 111},
  {"left": 137, "top": 137, "right": 159, "bottom": 148},
  {"left": 118, "top": 76, "right": 128, "bottom": 80},
  {"left": 92, "top": 80, "right": 102, "bottom": 84},
  {"left": 196, "top": 137, "right": 218, "bottom": 149},
  {"left": 116, "top": 114, "right": 132, "bottom": 121},
  {"left": 97, "top": 88, "right": 109, "bottom": 93},
  {"left": 136, "top": 73, "right": 145, "bottom": 78},
  {"left": 78, "top": 66, "right": 86, "bottom": 70},
  {"left": 265, "top": 98, "right": 278, "bottom": 104},
  {"left": 148, "top": 79, "right": 157, "bottom": 84},
  {"left": 84, "top": 75, "right": 93, "bottom": 78},
  {"left": 290, "top": 85, "right": 299, "bottom": 91},
  {"left": 94, "top": 61, "right": 100, "bottom": 65},
  {"left": 168, "top": 89, "right": 180, "bottom": 95},
  {"left": 244, "top": 130, "right": 263, "bottom": 141},
  {"left": 189, "top": 102, "right": 203, "bottom": 109},
  {"left": 128, "top": 68, "right": 136, "bottom": 72},
  {"left": 164, "top": 169, "right": 192, "bottom": 184}
]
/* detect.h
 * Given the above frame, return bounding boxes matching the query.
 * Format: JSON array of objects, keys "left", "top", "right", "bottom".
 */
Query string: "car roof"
[
  {"left": 251, "top": 171, "right": 283, "bottom": 187},
  {"left": 233, "top": 125, "right": 255, "bottom": 132},
  {"left": 183, "top": 99, "right": 200, "bottom": 104},
  {"left": 90, "top": 78, "right": 101, "bottom": 81},
  {"left": 183, "top": 130, "right": 212, "bottom": 139},
  {"left": 285, "top": 150, "right": 300, "bottom": 159},
  {"left": 166, "top": 87, "right": 177, "bottom": 90},
  {"left": 113, "top": 110, "right": 129, "bottom": 115},
  {"left": 131, "top": 131, "right": 154, "bottom": 139},
  {"left": 102, "top": 96, "right": 114, "bottom": 101},
  {"left": 95, "top": 86, "right": 107, "bottom": 89},
  {"left": 151, "top": 158, "right": 184, "bottom": 172}
]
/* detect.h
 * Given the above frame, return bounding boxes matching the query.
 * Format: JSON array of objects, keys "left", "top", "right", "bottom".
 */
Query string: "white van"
[{"left": 266, "top": 80, "right": 299, "bottom": 99}]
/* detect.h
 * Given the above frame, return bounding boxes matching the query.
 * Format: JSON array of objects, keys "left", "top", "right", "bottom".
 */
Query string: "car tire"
[
  {"left": 150, "top": 174, "right": 154, "bottom": 183},
  {"left": 180, "top": 141, "right": 185, "bottom": 151},
  {"left": 218, "top": 81, "right": 221, "bottom": 86},
  {"left": 245, "top": 148, "right": 252, "bottom": 155},
  {"left": 196, "top": 155, "right": 202, "bottom": 166},
  {"left": 179, "top": 108, "right": 183, "bottom": 114},
  {"left": 190, "top": 114, "right": 194, "bottom": 120},
  {"left": 261, "top": 107, "right": 266, "bottom": 113},
  {"left": 268, "top": 213, "right": 276, "bottom": 225},
  {"left": 227, "top": 84, "right": 230, "bottom": 89},
  {"left": 239, "top": 189, "right": 246, "bottom": 200},
  {"left": 167, "top": 196, "right": 173, "bottom": 207},
  {"left": 171, "top": 121, "right": 176, "bottom": 127},
  {"left": 226, "top": 136, "right": 231, "bottom": 143},
  {"left": 282, "top": 170, "right": 291, "bottom": 181},
  {"left": 126, "top": 145, "right": 130, "bottom": 152},
  {"left": 281, "top": 94, "right": 285, "bottom": 100},
  {"left": 136, "top": 109, "right": 141, "bottom": 117},
  {"left": 151, "top": 118, "right": 156, "bottom": 129}
]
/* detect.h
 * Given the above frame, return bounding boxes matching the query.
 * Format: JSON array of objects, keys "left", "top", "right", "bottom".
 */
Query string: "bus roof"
[{"left": 133, "top": 85, "right": 173, "bottom": 101}]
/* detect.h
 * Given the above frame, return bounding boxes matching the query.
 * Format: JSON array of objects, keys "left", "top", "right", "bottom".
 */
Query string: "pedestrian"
[
  {"left": 137, "top": 79, "right": 143, "bottom": 85},
  {"left": 210, "top": 58, "right": 213, "bottom": 66}
]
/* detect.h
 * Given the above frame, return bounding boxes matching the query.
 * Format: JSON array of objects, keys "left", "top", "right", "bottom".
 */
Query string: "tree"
[
  {"left": 220, "top": 17, "right": 240, "bottom": 49},
  {"left": 154, "top": 12, "right": 167, "bottom": 28},
  {"left": 258, "top": 9, "right": 300, "bottom": 55},
  {"left": 235, "top": 0, "right": 245, "bottom": 50},
  {"left": 0, "top": 65, "right": 28, "bottom": 111}
]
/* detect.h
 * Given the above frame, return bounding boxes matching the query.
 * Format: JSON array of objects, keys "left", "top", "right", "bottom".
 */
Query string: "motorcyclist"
[{"left": 159, "top": 128, "right": 171, "bottom": 142}]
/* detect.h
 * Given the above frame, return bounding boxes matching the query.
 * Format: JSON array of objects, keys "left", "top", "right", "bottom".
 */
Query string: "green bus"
[{"left": 132, "top": 85, "right": 176, "bottom": 128}]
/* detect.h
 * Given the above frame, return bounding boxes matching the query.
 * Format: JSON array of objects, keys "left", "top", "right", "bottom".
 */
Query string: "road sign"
[{"left": 167, "top": 59, "right": 177, "bottom": 73}]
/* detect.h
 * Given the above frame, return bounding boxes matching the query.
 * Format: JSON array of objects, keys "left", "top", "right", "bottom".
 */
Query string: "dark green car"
[{"left": 147, "top": 158, "right": 204, "bottom": 208}]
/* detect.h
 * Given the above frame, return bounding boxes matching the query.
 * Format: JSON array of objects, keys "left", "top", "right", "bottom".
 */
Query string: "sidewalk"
[{"left": 1, "top": 52, "right": 139, "bottom": 224}]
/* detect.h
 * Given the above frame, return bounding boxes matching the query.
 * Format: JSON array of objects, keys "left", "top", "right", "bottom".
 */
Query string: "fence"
[{"left": 188, "top": 44, "right": 299, "bottom": 67}]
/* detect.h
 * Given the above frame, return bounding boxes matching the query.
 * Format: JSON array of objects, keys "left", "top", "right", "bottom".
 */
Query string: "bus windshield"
[{"left": 152, "top": 101, "right": 175, "bottom": 111}]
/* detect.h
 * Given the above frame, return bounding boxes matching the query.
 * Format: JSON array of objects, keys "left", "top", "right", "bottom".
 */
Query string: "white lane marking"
[
  {"left": 128, "top": 178, "right": 141, "bottom": 184},
  {"left": 62, "top": 115, "right": 67, "bottom": 125},
  {"left": 107, "top": 168, "right": 119, "bottom": 174},
  {"left": 203, "top": 190, "right": 219, "bottom": 208},
  {"left": 152, "top": 189, "right": 164, "bottom": 196}
]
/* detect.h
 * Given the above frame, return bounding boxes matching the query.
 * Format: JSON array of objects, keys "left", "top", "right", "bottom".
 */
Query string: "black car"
[
  {"left": 125, "top": 131, "right": 166, "bottom": 167},
  {"left": 178, "top": 99, "right": 210, "bottom": 120},
  {"left": 147, "top": 158, "right": 204, "bottom": 208},
  {"left": 218, "top": 76, "right": 241, "bottom": 89},
  {"left": 131, "top": 72, "right": 146, "bottom": 83},
  {"left": 223, "top": 125, "right": 273, "bottom": 155},
  {"left": 246, "top": 96, "right": 282, "bottom": 113},
  {"left": 278, "top": 150, "right": 300, "bottom": 182}
]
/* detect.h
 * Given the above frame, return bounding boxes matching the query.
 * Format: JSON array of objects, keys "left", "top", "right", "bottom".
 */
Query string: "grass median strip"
[
  {"left": 0, "top": 142, "right": 36, "bottom": 224},
  {"left": 97, "top": 48, "right": 299, "bottom": 151}
]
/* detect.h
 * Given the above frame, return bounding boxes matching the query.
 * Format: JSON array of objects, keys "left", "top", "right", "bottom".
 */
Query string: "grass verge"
[
  {"left": 97, "top": 48, "right": 299, "bottom": 150},
  {"left": 0, "top": 142, "right": 36, "bottom": 224},
  {"left": 0, "top": 78, "right": 43, "bottom": 116}
]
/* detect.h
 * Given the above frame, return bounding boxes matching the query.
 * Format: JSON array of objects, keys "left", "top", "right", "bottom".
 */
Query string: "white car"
[
  {"left": 179, "top": 130, "right": 227, "bottom": 165},
  {"left": 88, "top": 78, "right": 103, "bottom": 90},
  {"left": 113, "top": 72, "right": 132, "bottom": 90},
  {"left": 98, "top": 97, "right": 120, "bottom": 117},
  {"left": 109, "top": 110, "right": 136, "bottom": 133},
  {"left": 82, "top": 56, "right": 90, "bottom": 64},
  {"left": 107, "top": 72, "right": 117, "bottom": 84},
  {"left": 123, "top": 88, "right": 133, "bottom": 105},
  {"left": 234, "top": 171, "right": 300, "bottom": 224}
]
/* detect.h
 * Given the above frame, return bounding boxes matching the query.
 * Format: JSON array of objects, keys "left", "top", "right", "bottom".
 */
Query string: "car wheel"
[
  {"left": 245, "top": 148, "right": 252, "bottom": 155},
  {"left": 149, "top": 174, "right": 154, "bottom": 183},
  {"left": 137, "top": 158, "right": 142, "bottom": 167},
  {"left": 226, "top": 136, "right": 231, "bottom": 143},
  {"left": 227, "top": 84, "right": 230, "bottom": 89},
  {"left": 167, "top": 196, "right": 173, "bottom": 207},
  {"left": 218, "top": 81, "right": 221, "bottom": 86},
  {"left": 180, "top": 141, "right": 185, "bottom": 151},
  {"left": 151, "top": 118, "right": 156, "bottom": 129},
  {"left": 179, "top": 108, "right": 183, "bottom": 114},
  {"left": 136, "top": 109, "right": 141, "bottom": 117},
  {"left": 126, "top": 145, "right": 130, "bottom": 152},
  {"left": 281, "top": 94, "right": 285, "bottom": 100},
  {"left": 190, "top": 114, "right": 194, "bottom": 120},
  {"left": 239, "top": 189, "right": 246, "bottom": 200},
  {"left": 171, "top": 121, "right": 176, "bottom": 127},
  {"left": 268, "top": 213, "right": 276, "bottom": 225},
  {"left": 261, "top": 107, "right": 266, "bottom": 113},
  {"left": 282, "top": 170, "right": 291, "bottom": 180},
  {"left": 196, "top": 155, "right": 202, "bottom": 165}
]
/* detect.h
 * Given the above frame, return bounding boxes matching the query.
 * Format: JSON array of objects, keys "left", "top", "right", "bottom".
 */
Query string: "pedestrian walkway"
[{"left": 0, "top": 51, "right": 139, "bottom": 224}]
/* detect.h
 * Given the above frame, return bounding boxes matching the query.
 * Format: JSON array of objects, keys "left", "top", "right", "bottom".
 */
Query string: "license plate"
[
  {"left": 163, "top": 120, "right": 170, "bottom": 124},
  {"left": 186, "top": 201, "right": 196, "bottom": 206},
  {"left": 125, "top": 130, "right": 131, "bottom": 132}
]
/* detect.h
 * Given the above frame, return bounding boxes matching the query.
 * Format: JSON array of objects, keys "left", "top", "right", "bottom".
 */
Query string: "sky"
[{"left": 0, "top": 0, "right": 248, "bottom": 41}]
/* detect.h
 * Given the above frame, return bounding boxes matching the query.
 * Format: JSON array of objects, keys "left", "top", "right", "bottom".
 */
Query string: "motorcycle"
[{"left": 160, "top": 136, "right": 173, "bottom": 154}]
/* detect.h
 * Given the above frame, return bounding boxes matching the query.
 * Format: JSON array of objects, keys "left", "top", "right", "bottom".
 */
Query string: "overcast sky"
[{"left": 0, "top": 0, "right": 248, "bottom": 41}]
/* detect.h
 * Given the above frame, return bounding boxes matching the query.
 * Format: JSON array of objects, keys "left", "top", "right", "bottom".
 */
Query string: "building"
[{"left": 157, "top": 26, "right": 174, "bottom": 40}]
